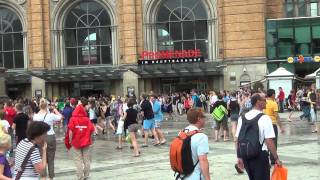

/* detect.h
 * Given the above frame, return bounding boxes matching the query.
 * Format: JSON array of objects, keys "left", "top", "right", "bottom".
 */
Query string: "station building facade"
[{"left": 1, "top": 0, "right": 317, "bottom": 99}]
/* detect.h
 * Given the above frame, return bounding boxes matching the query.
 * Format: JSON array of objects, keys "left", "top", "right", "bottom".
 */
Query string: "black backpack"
[{"left": 237, "top": 113, "right": 264, "bottom": 160}]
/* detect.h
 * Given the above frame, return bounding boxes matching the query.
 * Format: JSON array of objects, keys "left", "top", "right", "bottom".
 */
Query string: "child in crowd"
[{"left": 0, "top": 133, "right": 12, "bottom": 179}]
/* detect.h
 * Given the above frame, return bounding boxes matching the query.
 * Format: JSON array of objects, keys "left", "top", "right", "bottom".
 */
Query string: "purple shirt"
[{"left": 0, "top": 154, "right": 12, "bottom": 178}]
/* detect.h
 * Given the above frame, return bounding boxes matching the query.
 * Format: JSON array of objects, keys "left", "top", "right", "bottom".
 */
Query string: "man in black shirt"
[
  {"left": 12, "top": 103, "right": 30, "bottom": 144},
  {"left": 140, "top": 94, "right": 159, "bottom": 147}
]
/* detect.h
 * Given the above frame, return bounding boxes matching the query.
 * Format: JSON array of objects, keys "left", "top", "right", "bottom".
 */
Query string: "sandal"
[
  {"left": 133, "top": 154, "right": 140, "bottom": 157},
  {"left": 160, "top": 140, "right": 167, "bottom": 145},
  {"left": 153, "top": 142, "right": 160, "bottom": 146},
  {"left": 142, "top": 144, "right": 148, "bottom": 148},
  {"left": 312, "top": 130, "right": 318, "bottom": 133}
]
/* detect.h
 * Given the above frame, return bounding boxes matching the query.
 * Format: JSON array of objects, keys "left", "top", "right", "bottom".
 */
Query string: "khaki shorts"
[{"left": 128, "top": 123, "right": 139, "bottom": 133}]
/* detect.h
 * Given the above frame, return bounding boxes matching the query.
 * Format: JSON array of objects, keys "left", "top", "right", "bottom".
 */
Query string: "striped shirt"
[{"left": 14, "top": 139, "right": 41, "bottom": 178}]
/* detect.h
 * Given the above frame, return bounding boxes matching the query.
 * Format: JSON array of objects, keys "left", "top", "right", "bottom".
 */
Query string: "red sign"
[{"left": 140, "top": 49, "right": 202, "bottom": 60}]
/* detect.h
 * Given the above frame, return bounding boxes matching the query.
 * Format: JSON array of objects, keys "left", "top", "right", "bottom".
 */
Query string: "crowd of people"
[{"left": 0, "top": 85, "right": 318, "bottom": 179}]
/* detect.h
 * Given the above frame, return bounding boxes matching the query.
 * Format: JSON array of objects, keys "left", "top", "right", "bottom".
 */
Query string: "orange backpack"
[{"left": 170, "top": 130, "right": 200, "bottom": 179}]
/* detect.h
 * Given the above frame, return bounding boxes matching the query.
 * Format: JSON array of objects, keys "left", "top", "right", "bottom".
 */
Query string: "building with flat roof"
[{"left": 0, "top": 0, "right": 319, "bottom": 99}]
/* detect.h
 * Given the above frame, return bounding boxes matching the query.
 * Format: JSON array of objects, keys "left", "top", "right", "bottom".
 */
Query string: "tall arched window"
[
  {"left": 0, "top": 7, "right": 23, "bottom": 69},
  {"left": 64, "top": 1, "right": 112, "bottom": 66},
  {"left": 156, "top": 0, "right": 209, "bottom": 59}
]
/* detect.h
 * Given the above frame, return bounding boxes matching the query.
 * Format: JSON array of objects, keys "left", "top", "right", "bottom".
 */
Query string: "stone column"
[
  {"left": 123, "top": 70, "right": 139, "bottom": 97},
  {"left": 31, "top": 76, "right": 46, "bottom": 98},
  {"left": 0, "top": 76, "right": 7, "bottom": 97}
]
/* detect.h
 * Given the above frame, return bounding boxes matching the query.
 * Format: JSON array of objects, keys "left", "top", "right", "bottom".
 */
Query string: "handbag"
[{"left": 15, "top": 146, "right": 36, "bottom": 180}]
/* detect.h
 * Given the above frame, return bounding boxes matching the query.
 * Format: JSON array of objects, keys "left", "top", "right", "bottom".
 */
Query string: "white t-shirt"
[
  {"left": 0, "top": 120, "right": 10, "bottom": 132},
  {"left": 235, "top": 109, "right": 275, "bottom": 151},
  {"left": 183, "top": 125, "right": 209, "bottom": 180},
  {"left": 33, "top": 113, "right": 62, "bottom": 135}
]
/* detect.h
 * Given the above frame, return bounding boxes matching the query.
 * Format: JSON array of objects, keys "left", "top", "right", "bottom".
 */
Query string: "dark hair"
[
  {"left": 127, "top": 99, "right": 135, "bottom": 108},
  {"left": 81, "top": 97, "right": 88, "bottom": 106},
  {"left": 217, "top": 94, "right": 223, "bottom": 100},
  {"left": 5, "top": 100, "right": 12, "bottom": 107},
  {"left": 266, "top": 89, "right": 275, "bottom": 98},
  {"left": 251, "top": 93, "right": 263, "bottom": 107},
  {"left": 141, "top": 93, "right": 148, "bottom": 99},
  {"left": 27, "top": 121, "right": 50, "bottom": 140}
]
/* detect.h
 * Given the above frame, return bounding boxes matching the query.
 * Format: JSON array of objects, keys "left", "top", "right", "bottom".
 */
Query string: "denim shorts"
[{"left": 143, "top": 119, "right": 155, "bottom": 130}]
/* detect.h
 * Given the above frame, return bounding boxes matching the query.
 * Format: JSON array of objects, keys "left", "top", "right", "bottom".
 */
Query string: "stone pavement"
[{"left": 52, "top": 111, "right": 319, "bottom": 180}]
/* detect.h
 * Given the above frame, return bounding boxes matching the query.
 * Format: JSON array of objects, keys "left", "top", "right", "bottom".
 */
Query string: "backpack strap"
[{"left": 15, "top": 145, "right": 36, "bottom": 180}]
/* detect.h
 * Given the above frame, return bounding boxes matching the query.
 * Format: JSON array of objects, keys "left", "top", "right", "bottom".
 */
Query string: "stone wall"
[
  {"left": 27, "top": 0, "right": 51, "bottom": 69},
  {"left": 266, "top": 0, "right": 284, "bottom": 19},
  {"left": 218, "top": 0, "right": 266, "bottom": 60}
]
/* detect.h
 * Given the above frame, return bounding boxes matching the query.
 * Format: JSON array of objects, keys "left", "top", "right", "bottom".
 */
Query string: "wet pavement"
[{"left": 52, "top": 111, "right": 319, "bottom": 180}]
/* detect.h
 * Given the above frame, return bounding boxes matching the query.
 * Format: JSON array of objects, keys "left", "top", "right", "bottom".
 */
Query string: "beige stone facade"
[{"left": 1, "top": 0, "right": 287, "bottom": 99}]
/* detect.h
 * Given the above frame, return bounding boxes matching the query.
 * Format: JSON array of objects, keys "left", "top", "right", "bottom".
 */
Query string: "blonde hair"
[
  {"left": 39, "top": 98, "right": 48, "bottom": 110},
  {"left": 0, "top": 133, "right": 11, "bottom": 148}
]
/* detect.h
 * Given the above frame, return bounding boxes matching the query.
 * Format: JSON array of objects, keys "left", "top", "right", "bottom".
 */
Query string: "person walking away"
[
  {"left": 0, "top": 133, "right": 12, "bottom": 179},
  {"left": 199, "top": 92, "right": 208, "bottom": 113},
  {"left": 263, "top": 89, "right": 284, "bottom": 166},
  {"left": 65, "top": 98, "right": 95, "bottom": 180},
  {"left": 122, "top": 99, "right": 140, "bottom": 157},
  {"left": 0, "top": 111, "right": 9, "bottom": 134},
  {"left": 88, "top": 99, "right": 99, "bottom": 135},
  {"left": 179, "top": 109, "right": 211, "bottom": 180},
  {"left": 12, "top": 103, "right": 30, "bottom": 145},
  {"left": 300, "top": 92, "right": 311, "bottom": 121},
  {"left": 287, "top": 90, "right": 296, "bottom": 122},
  {"left": 150, "top": 95, "right": 166, "bottom": 145},
  {"left": 212, "top": 94, "right": 229, "bottom": 141},
  {"left": 62, "top": 102, "right": 73, "bottom": 133},
  {"left": 191, "top": 90, "right": 202, "bottom": 110},
  {"left": 236, "top": 93, "right": 282, "bottom": 180},
  {"left": 33, "top": 99, "right": 62, "bottom": 180},
  {"left": 277, "top": 87, "right": 285, "bottom": 113},
  {"left": 140, "top": 94, "right": 159, "bottom": 147},
  {"left": 227, "top": 92, "right": 240, "bottom": 141},
  {"left": 183, "top": 94, "right": 192, "bottom": 114},
  {"left": 3, "top": 100, "right": 16, "bottom": 158},
  {"left": 14, "top": 121, "right": 49, "bottom": 180},
  {"left": 177, "top": 95, "right": 183, "bottom": 115},
  {"left": 309, "top": 89, "right": 318, "bottom": 133}
]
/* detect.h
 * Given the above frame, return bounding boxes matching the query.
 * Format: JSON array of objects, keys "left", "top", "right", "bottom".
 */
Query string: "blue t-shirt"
[
  {"left": 153, "top": 100, "right": 163, "bottom": 122},
  {"left": 183, "top": 125, "right": 209, "bottom": 180}
]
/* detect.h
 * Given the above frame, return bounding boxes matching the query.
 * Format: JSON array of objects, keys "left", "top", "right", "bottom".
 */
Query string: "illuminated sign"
[
  {"left": 287, "top": 55, "right": 320, "bottom": 63},
  {"left": 138, "top": 49, "right": 204, "bottom": 65}
]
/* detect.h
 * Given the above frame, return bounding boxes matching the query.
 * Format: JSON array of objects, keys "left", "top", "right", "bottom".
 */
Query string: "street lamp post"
[
  {"left": 316, "top": 71, "right": 320, "bottom": 90},
  {"left": 0, "top": 67, "right": 8, "bottom": 98}
]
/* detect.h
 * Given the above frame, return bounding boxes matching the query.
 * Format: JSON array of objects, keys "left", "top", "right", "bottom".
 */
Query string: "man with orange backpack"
[{"left": 170, "top": 109, "right": 211, "bottom": 180}]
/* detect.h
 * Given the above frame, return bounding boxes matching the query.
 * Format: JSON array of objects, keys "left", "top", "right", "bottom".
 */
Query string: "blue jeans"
[{"left": 300, "top": 105, "right": 311, "bottom": 121}]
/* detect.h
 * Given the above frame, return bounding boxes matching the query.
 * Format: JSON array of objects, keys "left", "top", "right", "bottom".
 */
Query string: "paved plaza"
[{"left": 52, "top": 112, "right": 319, "bottom": 180}]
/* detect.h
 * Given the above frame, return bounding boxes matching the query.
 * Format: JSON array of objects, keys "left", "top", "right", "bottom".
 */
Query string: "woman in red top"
[
  {"left": 183, "top": 94, "right": 192, "bottom": 114},
  {"left": 65, "top": 98, "right": 95, "bottom": 180}
]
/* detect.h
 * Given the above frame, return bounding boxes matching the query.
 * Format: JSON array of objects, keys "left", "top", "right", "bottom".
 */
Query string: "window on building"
[
  {"left": 285, "top": 0, "right": 320, "bottom": 17},
  {"left": 0, "top": 7, "right": 23, "bottom": 69},
  {"left": 266, "top": 17, "right": 320, "bottom": 59},
  {"left": 155, "top": 0, "right": 209, "bottom": 59},
  {"left": 64, "top": 2, "right": 112, "bottom": 66}
]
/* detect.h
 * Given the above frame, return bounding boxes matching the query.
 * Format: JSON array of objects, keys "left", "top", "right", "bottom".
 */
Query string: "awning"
[
  {"left": 29, "top": 66, "right": 125, "bottom": 82},
  {"left": 305, "top": 68, "right": 320, "bottom": 79},
  {"left": 133, "top": 62, "right": 224, "bottom": 78}
]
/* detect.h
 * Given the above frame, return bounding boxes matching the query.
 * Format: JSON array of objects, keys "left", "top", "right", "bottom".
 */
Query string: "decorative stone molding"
[{"left": 15, "top": 0, "right": 26, "bottom": 5}]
